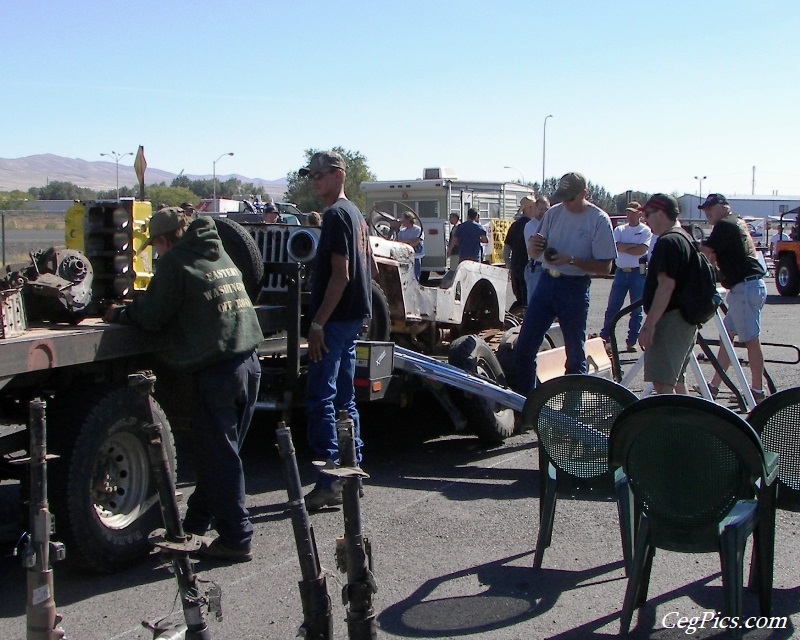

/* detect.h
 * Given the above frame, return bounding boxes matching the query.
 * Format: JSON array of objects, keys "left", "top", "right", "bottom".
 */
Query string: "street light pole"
[
  {"left": 542, "top": 115, "right": 553, "bottom": 190},
  {"left": 100, "top": 151, "right": 133, "bottom": 201},
  {"left": 503, "top": 166, "right": 526, "bottom": 185},
  {"left": 213, "top": 152, "right": 234, "bottom": 203},
  {"left": 694, "top": 175, "right": 707, "bottom": 203}
]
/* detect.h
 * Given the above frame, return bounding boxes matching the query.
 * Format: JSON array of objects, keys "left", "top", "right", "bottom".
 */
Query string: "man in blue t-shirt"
[
  {"left": 301, "top": 150, "right": 373, "bottom": 511},
  {"left": 448, "top": 207, "right": 488, "bottom": 263}
]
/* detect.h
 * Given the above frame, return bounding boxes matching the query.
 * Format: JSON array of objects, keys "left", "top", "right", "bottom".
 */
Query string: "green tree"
[
  {"left": 143, "top": 183, "right": 200, "bottom": 207},
  {"left": 0, "top": 190, "right": 34, "bottom": 210},
  {"left": 285, "top": 147, "right": 376, "bottom": 212},
  {"left": 28, "top": 181, "right": 96, "bottom": 201}
]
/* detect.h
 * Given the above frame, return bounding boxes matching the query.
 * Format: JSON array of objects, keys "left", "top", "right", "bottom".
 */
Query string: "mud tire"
[
  {"left": 214, "top": 217, "right": 265, "bottom": 301},
  {"left": 50, "top": 386, "right": 176, "bottom": 573},
  {"left": 448, "top": 334, "right": 515, "bottom": 445},
  {"left": 776, "top": 254, "right": 800, "bottom": 297}
]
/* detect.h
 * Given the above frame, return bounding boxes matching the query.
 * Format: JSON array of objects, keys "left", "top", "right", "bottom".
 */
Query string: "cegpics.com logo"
[{"left": 662, "top": 610, "right": 787, "bottom": 635}]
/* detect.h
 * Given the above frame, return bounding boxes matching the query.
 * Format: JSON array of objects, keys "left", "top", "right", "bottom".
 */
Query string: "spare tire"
[
  {"left": 448, "top": 334, "right": 515, "bottom": 445},
  {"left": 365, "top": 281, "right": 391, "bottom": 341},
  {"left": 213, "top": 217, "right": 265, "bottom": 301}
]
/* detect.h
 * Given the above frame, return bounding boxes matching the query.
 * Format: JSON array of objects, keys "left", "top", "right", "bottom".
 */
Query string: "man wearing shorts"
[
  {"left": 699, "top": 193, "right": 768, "bottom": 401},
  {"left": 638, "top": 194, "right": 698, "bottom": 394}
]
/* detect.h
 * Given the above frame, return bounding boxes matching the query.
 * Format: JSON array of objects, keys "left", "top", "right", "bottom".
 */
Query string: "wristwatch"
[
  {"left": 310, "top": 322, "right": 324, "bottom": 332},
  {"left": 568, "top": 256, "right": 576, "bottom": 266}
]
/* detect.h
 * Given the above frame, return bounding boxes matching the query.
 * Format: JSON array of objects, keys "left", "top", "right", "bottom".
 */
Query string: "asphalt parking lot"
[{"left": 1, "top": 274, "right": 799, "bottom": 639}]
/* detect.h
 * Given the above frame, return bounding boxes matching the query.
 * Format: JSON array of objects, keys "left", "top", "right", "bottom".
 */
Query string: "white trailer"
[{"left": 361, "top": 168, "right": 532, "bottom": 279}]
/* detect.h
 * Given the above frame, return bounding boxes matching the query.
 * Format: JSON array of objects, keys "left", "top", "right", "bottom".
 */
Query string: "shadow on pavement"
[{"left": 378, "top": 551, "right": 625, "bottom": 637}]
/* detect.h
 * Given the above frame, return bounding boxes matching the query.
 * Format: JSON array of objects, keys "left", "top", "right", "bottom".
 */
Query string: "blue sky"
[{"left": 3, "top": 0, "right": 799, "bottom": 198}]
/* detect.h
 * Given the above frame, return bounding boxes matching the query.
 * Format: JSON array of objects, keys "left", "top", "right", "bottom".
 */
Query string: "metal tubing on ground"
[{"left": 275, "top": 423, "right": 334, "bottom": 640}]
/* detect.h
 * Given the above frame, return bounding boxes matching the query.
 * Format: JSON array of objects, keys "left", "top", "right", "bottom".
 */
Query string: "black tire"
[
  {"left": 448, "top": 335, "right": 515, "bottom": 445},
  {"left": 776, "top": 254, "right": 800, "bottom": 297},
  {"left": 214, "top": 217, "right": 265, "bottom": 301},
  {"left": 362, "top": 281, "right": 391, "bottom": 341},
  {"left": 50, "top": 387, "right": 176, "bottom": 573},
  {"left": 688, "top": 224, "right": 705, "bottom": 242}
]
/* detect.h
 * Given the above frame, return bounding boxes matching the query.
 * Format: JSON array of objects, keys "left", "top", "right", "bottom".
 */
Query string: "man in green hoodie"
[{"left": 106, "top": 207, "right": 263, "bottom": 562}]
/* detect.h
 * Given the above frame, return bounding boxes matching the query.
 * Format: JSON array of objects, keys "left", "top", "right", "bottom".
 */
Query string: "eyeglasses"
[{"left": 308, "top": 171, "right": 331, "bottom": 181}]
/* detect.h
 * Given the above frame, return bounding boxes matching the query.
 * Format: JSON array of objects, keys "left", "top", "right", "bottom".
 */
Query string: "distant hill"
[{"left": 0, "top": 154, "right": 287, "bottom": 199}]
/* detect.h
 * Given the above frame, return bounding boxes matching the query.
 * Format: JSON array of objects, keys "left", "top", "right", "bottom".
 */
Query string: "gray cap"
[{"left": 298, "top": 150, "right": 347, "bottom": 177}]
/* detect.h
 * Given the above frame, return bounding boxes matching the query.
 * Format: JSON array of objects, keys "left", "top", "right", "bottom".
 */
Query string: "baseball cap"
[
  {"left": 298, "top": 150, "right": 347, "bottom": 177},
  {"left": 698, "top": 193, "right": 728, "bottom": 209},
  {"left": 180, "top": 202, "right": 196, "bottom": 210},
  {"left": 262, "top": 202, "right": 278, "bottom": 213},
  {"left": 519, "top": 195, "right": 536, "bottom": 207},
  {"left": 553, "top": 172, "right": 587, "bottom": 202},
  {"left": 141, "top": 207, "right": 187, "bottom": 250},
  {"left": 641, "top": 193, "right": 680, "bottom": 218},
  {"left": 624, "top": 201, "right": 641, "bottom": 213}
]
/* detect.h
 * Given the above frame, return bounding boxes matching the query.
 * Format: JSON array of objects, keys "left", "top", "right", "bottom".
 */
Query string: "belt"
[
  {"left": 742, "top": 274, "right": 762, "bottom": 283},
  {"left": 619, "top": 267, "right": 634, "bottom": 273}
]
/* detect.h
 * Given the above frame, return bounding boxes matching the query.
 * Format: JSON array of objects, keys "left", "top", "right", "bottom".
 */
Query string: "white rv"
[{"left": 360, "top": 168, "right": 532, "bottom": 279}]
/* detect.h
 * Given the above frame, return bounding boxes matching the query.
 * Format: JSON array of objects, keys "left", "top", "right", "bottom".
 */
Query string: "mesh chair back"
[
  {"left": 611, "top": 396, "right": 768, "bottom": 547},
  {"left": 522, "top": 375, "right": 638, "bottom": 479},
  {"left": 747, "top": 387, "right": 800, "bottom": 494}
]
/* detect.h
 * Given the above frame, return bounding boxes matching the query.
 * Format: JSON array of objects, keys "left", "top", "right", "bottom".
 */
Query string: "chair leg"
[
  {"left": 720, "top": 526, "right": 748, "bottom": 640},
  {"left": 755, "top": 488, "right": 777, "bottom": 616},
  {"left": 614, "top": 468, "right": 634, "bottom": 576},
  {"left": 533, "top": 461, "right": 558, "bottom": 569},
  {"left": 620, "top": 516, "right": 652, "bottom": 636}
]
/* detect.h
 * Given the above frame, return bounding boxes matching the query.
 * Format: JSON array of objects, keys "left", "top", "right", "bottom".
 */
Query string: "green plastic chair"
[
  {"left": 521, "top": 375, "right": 638, "bottom": 571},
  {"left": 747, "top": 386, "right": 800, "bottom": 501},
  {"left": 610, "top": 395, "right": 778, "bottom": 639}
]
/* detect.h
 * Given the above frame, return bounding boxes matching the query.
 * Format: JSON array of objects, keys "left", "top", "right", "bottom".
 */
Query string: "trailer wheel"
[
  {"left": 50, "top": 386, "right": 176, "bottom": 573},
  {"left": 362, "top": 281, "right": 391, "bottom": 341},
  {"left": 776, "top": 254, "right": 800, "bottom": 296},
  {"left": 214, "top": 217, "right": 265, "bottom": 301},
  {"left": 448, "top": 335, "right": 515, "bottom": 445}
]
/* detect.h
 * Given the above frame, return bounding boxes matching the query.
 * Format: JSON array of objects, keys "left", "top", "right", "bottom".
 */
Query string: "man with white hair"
[{"left": 699, "top": 193, "right": 767, "bottom": 402}]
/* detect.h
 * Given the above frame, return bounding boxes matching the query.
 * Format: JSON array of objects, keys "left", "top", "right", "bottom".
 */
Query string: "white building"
[{"left": 678, "top": 194, "right": 800, "bottom": 222}]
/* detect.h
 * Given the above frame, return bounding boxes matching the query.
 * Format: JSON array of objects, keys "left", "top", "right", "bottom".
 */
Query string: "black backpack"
[{"left": 664, "top": 229, "right": 721, "bottom": 326}]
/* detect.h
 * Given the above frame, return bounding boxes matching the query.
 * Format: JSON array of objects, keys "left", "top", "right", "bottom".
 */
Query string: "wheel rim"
[
  {"left": 778, "top": 266, "right": 789, "bottom": 288},
  {"left": 475, "top": 359, "right": 506, "bottom": 416},
  {"left": 90, "top": 431, "right": 150, "bottom": 529}
]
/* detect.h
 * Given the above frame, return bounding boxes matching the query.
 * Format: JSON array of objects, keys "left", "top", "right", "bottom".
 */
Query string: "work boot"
[
  {"left": 304, "top": 483, "right": 343, "bottom": 511},
  {"left": 195, "top": 537, "right": 252, "bottom": 563}
]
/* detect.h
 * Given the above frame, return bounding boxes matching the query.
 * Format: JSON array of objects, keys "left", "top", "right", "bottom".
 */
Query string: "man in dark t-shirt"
[
  {"left": 448, "top": 207, "right": 488, "bottom": 263},
  {"left": 504, "top": 196, "right": 537, "bottom": 308},
  {"left": 639, "top": 194, "right": 697, "bottom": 394},
  {"left": 699, "top": 193, "right": 767, "bottom": 401},
  {"left": 301, "top": 150, "right": 372, "bottom": 510}
]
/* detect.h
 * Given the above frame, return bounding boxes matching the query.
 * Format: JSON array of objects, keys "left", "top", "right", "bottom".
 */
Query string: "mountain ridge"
[{"left": 0, "top": 154, "right": 287, "bottom": 197}]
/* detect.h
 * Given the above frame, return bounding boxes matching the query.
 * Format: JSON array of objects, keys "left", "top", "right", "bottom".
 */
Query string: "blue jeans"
[
  {"left": 600, "top": 269, "right": 646, "bottom": 346},
  {"left": 306, "top": 319, "right": 364, "bottom": 487},
  {"left": 514, "top": 271, "right": 591, "bottom": 395},
  {"left": 184, "top": 350, "right": 261, "bottom": 548},
  {"left": 525, "top": 261, "right": 542, "bottom": 305}
]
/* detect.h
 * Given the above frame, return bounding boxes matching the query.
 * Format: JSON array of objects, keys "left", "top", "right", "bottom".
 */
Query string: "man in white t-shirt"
[{"left": 599, "top": 202, "right": 653, "bottom": 352}]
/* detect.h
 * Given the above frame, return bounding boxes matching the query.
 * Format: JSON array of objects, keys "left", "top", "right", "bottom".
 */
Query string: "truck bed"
[{"left": 0, "top": 318, "right": 167, "bottom": 387}]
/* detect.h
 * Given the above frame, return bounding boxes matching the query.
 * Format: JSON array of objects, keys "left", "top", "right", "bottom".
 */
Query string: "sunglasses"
[{"left": 308, "top": 170, "right": 332, "bottom": 181}]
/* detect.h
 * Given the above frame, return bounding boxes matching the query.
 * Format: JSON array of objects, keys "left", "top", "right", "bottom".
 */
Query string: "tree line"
[{"left": 0, "top": 147, "right": 652, "bottom": 215}]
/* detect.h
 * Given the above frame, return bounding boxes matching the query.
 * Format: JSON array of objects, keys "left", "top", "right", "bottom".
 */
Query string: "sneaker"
[
  {"left": 751, "top": 388, "right": 766, "bottom": 404},
  {"left": 195, "top": 538, "right": 252, "bottom": 563},
  {"left": 304, "top": 485, "right": 343, "bottom": 511},
  {"left": 693, "top": 383, "right": 719, "bottom": 399}
]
